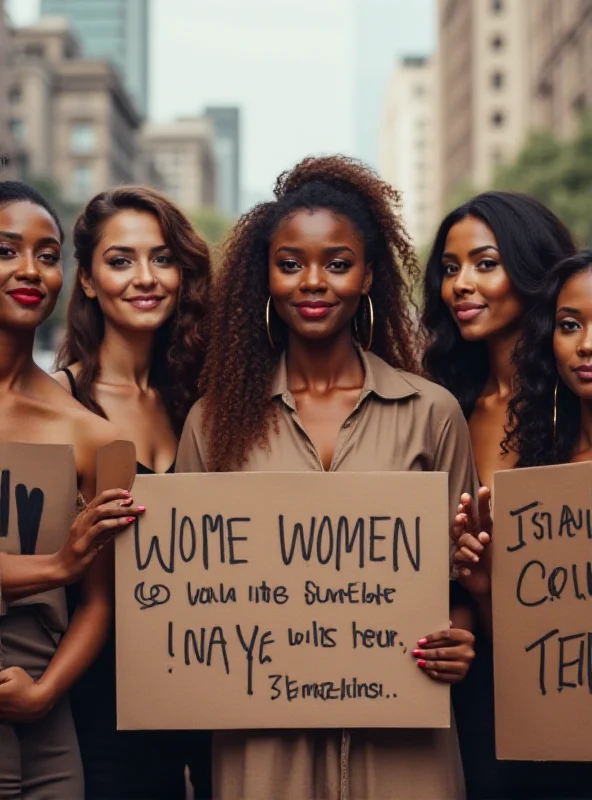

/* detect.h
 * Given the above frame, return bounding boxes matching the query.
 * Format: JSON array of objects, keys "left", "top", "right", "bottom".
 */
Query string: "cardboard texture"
[
  {"left": 109, "top": 469, "right": 451, "bottom": 731},
  {"left": 0, "top": 442, "right": 77, "bottom": 627},
  {"left": 493, "top": 462, "right": 592, "bottom": 761},
  {"left": 96, "top": 440, "right": 136, "bottom": 495}
]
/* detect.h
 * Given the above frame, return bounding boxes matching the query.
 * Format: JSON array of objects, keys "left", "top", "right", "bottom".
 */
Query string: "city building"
[
  {"left": 528, "top": 0, "right": 592, "bottom": 139},
  {"left": 141, "top": 117, "right": 216, "bottom": 211},
  {"left": 40, "top": 0, "right": 149, "bottom": 118},
  {"left": 204, "top": 106, "right": 240, "bottom": 217},
  {"left": 9, "top": 16, "right": 140, "bottom": 201},
  {"left": 437, "top": 0, "right": 530, "bottom": 205},
  {"left": 0, "top": 0, "right": 19, "bottom": 178},
  {"left": 380, "top": 56, "right": 439, "bottom": 248}
]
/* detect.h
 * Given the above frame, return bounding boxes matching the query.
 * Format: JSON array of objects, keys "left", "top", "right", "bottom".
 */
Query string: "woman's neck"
[
  {"left": 483, "top": 328, "right": 520, "bottom": 398},
  {"left": 285, "top": 331, "right": 364, "bottom": 392},
  {"left": 0, "top": 328, "right": 36, "bottom": 391},
  {"left": 98, "top": 323, "right": 156, "bottom": 390}
]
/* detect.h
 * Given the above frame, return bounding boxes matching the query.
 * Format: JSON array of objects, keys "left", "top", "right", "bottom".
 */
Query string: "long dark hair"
[
  {"left": 201, "top": 155, "right": 423, "bottom": 472},
  {"left": 57, "top": 186, "right": 210, "bottom": 435},
  {"left": 422, "top": 191, "right": 576, "bottom": 417},
  {"left": 505, "top": 250, "right": 592, "bottom": 467}
]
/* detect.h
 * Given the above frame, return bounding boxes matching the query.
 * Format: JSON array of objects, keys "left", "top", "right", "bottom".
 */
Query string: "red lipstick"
[
  {"left": 8, "top": 287, "right": 45, "bottom": 307},
  {"left": 294, "top": 300, "right": 337, "bottom": 319}
]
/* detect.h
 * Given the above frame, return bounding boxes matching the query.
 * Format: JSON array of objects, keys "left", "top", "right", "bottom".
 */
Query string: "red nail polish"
[
  {"left": 412, "top": 649, "right": 422, "bottom": 657},
  {"left": 417, "top": 638, "right": 428, "bottom": 646},
  {"left": 127, "top": 516, "right": 135, "bottom": 523},
  {"left": 138, "top": 506, "right": 146, "bottom": 512},
  {"left": 417, "top": 659, "right": 427, "bottom": 668}
]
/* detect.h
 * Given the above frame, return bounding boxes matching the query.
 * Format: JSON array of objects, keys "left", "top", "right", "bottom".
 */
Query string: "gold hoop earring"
[
  {"left": 553, "top": 378, "right": 558, "bottom": 445},
  {"left": 354, "top": 295, "right": 374, "bottom": 351},
  {"left": 265, "top": 296, "right": 276, "bottom": 351}
]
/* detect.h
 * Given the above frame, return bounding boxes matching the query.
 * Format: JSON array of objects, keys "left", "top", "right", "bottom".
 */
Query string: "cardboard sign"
[
  {"left": 113, "top": 470, "right": 451, "bottom": 730},
  {"left": 0, "top": 442, "right": 77, "bottom": 628},
  {"left": 493, "top": 463, "right": 592, "bottom": 761}
]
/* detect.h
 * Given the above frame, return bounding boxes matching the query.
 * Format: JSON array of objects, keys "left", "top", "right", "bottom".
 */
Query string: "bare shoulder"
[{"left": 51, "top": 362, "right": 81, "bottom": 394}]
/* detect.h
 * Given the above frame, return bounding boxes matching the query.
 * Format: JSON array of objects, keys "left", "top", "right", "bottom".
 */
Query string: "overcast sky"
[{"left": 7, "top": 0, "right": 435, "bottom": 203}]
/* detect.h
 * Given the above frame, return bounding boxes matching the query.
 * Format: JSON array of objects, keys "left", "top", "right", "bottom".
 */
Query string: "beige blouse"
[{"left": 177, "top": 350, "right": 478, "bottom": 800}]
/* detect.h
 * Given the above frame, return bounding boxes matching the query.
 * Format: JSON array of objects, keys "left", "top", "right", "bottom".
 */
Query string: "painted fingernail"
[
  {"left": 127, "top": 516, "right": 135, "bottom": 523},
  {"left": 137, "top": 506, "right": 146, "bottom": 512},
  {"left": 417, "top": 638, "right": 428, "bottom": 646},
  {"left": 412, "top": 649, "right": 423, "bottom": 657},
  {"left": 417, "top": 659, "right": 427, "bottom": 668}
]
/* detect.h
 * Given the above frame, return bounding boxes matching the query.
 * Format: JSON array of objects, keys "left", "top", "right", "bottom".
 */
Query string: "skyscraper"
[
  {"left": 381, "top": 56, "right": 440, "bottom": 248},
  {"left": 40, "top": 0, "right": 149, "bottom": 117},
  {"left": 205, "top": 106, "right": 240, "bottom": 218}
]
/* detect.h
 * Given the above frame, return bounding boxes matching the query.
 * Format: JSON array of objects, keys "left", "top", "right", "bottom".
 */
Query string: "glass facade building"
[{"left": 40, "top": 0, "right": 148, "bottom": 116}]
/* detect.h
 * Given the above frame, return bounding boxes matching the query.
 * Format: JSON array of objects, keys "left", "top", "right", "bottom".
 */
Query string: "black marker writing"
[
  {"left": 278, "top": 514, "right": 421, "bottom": 572},
  {"left": 134, "top": 582, "right": 171, "bottom": 610},
  {"left": 236, "top": 624, "right": 274, "bottom": 696}
]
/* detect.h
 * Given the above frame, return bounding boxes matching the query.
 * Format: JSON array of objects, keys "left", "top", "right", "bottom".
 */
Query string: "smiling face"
[
  {"left": 440, "top": 215, "right": 523, "bottom": 342},
  {"left": 0, "top": 200, "right": 62, "bottom": 331},
  {"left": 553, "top": 268, "right": 592, "bottom": 400},
  {"left": 80, "top": 209, "right": 181, "bottom": 333},
  {"left": 268, "top": 208, "right": 372, "bottom": 344}
]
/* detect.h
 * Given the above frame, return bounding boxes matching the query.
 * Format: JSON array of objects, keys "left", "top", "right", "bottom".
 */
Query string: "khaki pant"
[{"left": 0, "top": 609, "right": 84, "bottom": 799}]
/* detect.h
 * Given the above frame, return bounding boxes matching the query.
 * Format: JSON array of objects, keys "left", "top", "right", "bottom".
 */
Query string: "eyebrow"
[
  {"left": 442, "top": 245, "right": 500, "bottom": 259},
  {"left": 0, "top": 231, "right": 60, "bottom": 247},
  {"left": 274, "top": 245, "right": 356, "bottom": 256},
  {"left": 557, "top": 306, "right": 580, "bottom": 314},
  {"left": 102, "top": 244, "right": 169, "bottom": 257}
]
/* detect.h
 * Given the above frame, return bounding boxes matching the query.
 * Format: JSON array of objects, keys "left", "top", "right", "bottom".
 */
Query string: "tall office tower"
[
  {"left": 438, "top": 0, "right": 530, "bottom": 206},
  {"left": 205, "top": 106, "right": 240, "bottom": 218},
  {"left": 40, "top": 0, "right": 149, "bottom": 117},
  {"left": 381, "top": 56, "right": 440, "bottom": 248}
]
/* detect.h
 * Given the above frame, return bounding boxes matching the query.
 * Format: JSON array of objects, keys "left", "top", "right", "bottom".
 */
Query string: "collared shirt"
[
  {"left": 177, "top": 351, "right": 477, "bottom": 800},
  {"left": 178, "top": 349, "right": 477, "bottom": 528}
]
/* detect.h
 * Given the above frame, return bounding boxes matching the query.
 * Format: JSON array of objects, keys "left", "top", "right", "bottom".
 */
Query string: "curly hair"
[
  {"left": 504, "top": 251, "right": 592, "bottom": 467},
  {"left": 422, "top": 192, "right": 576, "bottom": 418},
  {"left": 57, "top": 186, "right": 210, "bottom": 435},
  {"left": 201, "top": 154, "right": 423, "bottom": 472}
]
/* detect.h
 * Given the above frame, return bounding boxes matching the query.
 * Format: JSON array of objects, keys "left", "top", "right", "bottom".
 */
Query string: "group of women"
[{"left": 0, "top": 154, "right": 590, "bottom": 800}]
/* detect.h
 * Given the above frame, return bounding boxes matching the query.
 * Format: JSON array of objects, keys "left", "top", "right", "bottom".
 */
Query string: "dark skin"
[
  {"left": 441, "top": 216, "right": 522, "bottom": 629},
  {"left": 0, "top": 201, "right": 144, "bottom": 722},
  {"left": 457, "top": 269, "right": 592, "bottom": 609},
  {"left": 441, "top": 216, "right": 521, "bottom": 491},
  {"left": 53, "top": 210, "right": 178, "bottom": 471},
  {"left": 269, "top": 208, "right": 474, "bottom": 682}
]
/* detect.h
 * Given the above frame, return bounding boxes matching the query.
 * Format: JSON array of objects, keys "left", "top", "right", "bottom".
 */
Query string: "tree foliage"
[{"left": 446, "top": 116, "right": 592, "bottom": 248}]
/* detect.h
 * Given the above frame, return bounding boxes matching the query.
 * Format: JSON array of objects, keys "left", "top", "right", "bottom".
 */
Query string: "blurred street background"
[{"left": 1, "top": 0, "right": 591, "bottom": 370}]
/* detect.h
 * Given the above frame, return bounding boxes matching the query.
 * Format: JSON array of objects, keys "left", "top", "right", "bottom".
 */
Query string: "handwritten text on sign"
[
  {"left": 115, "top": 472, "right": 450, "bottom": 730},
  {"left": 493, "top": 462, "right": 592, "bottom": 761}
]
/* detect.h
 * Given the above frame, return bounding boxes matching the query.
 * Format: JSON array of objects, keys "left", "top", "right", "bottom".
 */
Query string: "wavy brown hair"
[
  {"left": 201, "top": 155, "right": 423, "bottom": 471},
  {"left": 57, "top": 185, "right": 210, "bottom": 435}
]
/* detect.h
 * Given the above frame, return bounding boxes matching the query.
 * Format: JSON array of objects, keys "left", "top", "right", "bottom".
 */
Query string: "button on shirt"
[{"left": 176, "top": 350, "right": 477, "bottom": 800}]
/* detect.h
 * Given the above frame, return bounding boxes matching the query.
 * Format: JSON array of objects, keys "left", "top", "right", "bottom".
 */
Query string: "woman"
[
  {"left": 456, "top": 252, "right": 592, "bottom": 800},
  {"left": 506, "top": 250, "right": 592, "bottom": 468},
  {"left": 0, "top": 181, "right": 142, "bottom": 797},
  {"left": 423, "top": 194, "right": 577, "bottom": 799},
  {"left": 53, "top": 186, "right": 211, "bottom": 799},
  {"left": 177, "top": 155, "right": 477, "bottom": 800}
]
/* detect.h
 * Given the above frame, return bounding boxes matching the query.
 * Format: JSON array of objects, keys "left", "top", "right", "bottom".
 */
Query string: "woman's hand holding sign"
[
  {"left": 412, "top": 626, "right": 476, "bottom": 683},
  {"left": 57, "top": 488, "right": 146, "bottom": 584},
  {"left": 0, "top": 488, "right": 145, "bottom": 602}
]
